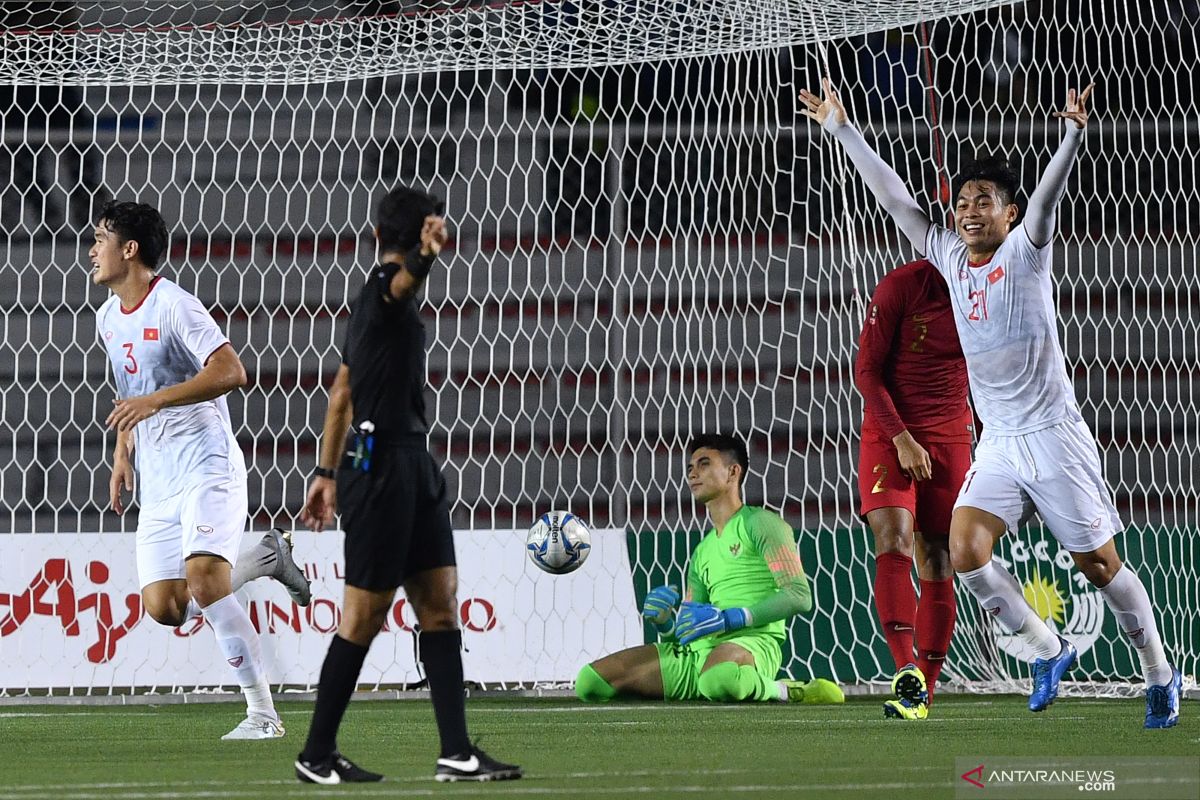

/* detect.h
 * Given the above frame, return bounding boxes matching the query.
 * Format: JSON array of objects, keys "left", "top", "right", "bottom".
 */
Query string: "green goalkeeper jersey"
[{"left": 686, "top": 505, "right": 805, "bottom": 641}]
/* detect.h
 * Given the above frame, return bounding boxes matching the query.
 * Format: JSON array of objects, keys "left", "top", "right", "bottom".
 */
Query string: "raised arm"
[
  {"left": 383, "top": 215, "right": 448, "bottom": 303},
  {"left": 800, "top": 78, "right": 932, "bottom": 254},
  {"left": 1024, "top": 83, "right": 1093, "bottom": 248}
]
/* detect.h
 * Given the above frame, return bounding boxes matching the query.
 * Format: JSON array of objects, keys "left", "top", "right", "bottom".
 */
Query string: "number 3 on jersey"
[{"left": 121, "top": 342, "right": 138, "bottom": 374}]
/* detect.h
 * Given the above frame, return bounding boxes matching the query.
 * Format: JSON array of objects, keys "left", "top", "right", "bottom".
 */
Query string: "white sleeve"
[
  {"left": 167, "top": 291, "right": 230, "bottom": 367},
  {"left": 923, "top": 225, "right": 962, "bottom": 281},
  {"left": 825, "top": 117, "right": 932, "bottom": 255},
  {"left": 1024, "top": 125, "right": 1084, "bottom": 248}
]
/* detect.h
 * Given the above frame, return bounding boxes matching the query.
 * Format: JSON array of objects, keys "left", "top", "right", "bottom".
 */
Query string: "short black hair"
[
  {"left": 954, "top": 155, "right": 1021, "bottom": 207},
  {"left": 688, "top": 433, "right": 750, "bottom": 487},
  {"left": 377, "top": 186, "right": 443, "bottom": 255},
  {"left": 98, "top": 200, "right": 169, "bottom": 269}
]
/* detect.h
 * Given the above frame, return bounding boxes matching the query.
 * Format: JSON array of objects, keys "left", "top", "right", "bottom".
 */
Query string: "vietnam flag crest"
[
  {"left": 987, "top": 265, "right": 1005, "bottom": 284},
  {"left": 143, "top": 328, "right": 159, "bottom": 341}
]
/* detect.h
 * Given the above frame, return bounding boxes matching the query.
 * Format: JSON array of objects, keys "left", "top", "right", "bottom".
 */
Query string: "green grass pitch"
[{"left": 3, "top": 696, "right": 1195, "bottom": 799}]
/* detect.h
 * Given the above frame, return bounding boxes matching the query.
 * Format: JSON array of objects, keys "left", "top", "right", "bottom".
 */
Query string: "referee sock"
[
  {"left": 959, "top": 559, "right": 1061, "bottom": 660},
  {"left": 1098, "top": 566, "right": 1173, "bottom": 686},
  {"left": 874, "top": 552, "right": 917, "bottom": 670},
  {"left": 419, "top": 629, "right": 471, "bottom": 758},
  {"left": 302, "top": 635, "right": 370, "bottom": 761},
  {"left": 203, "top": 594, "right": 277, "bottom": 719}
]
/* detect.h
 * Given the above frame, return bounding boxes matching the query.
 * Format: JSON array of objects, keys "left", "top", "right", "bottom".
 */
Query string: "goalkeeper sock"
[
  {"left": 697, "top": 662, "right": 774, "bottom": 703},
  {"left": 575, "top": 664, "right": 618, "bottom": 703},
  {"left": 1097, "top": 566, "right": 1173, "bottom": 685},
  {"left": 418, "top": 629, "right": 471, "bottom": 758},
  {"left": 302, "top": 635, "right": 369, "bottom": 761},
  {"left": 202, "top": 593, "right": 276, "bottom": 719},
  {"left": 916, "top": 577, "right": 956, "bottom": 702},
  {"left": 959, "top": 559, "right": 1061, "bottom": 659},
  {"left": 874, "top": 552, "right": 917, "bottom": 670}
]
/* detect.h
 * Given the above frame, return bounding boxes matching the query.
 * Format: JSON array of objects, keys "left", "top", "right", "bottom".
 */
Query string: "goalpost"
[{"left": 0, "top": 0, "right": 1195, "bottom": 699}]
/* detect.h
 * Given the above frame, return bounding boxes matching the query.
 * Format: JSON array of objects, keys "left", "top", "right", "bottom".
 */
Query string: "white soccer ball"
[{"left": 526, "top": 510, "right": 592, "bottom": 575}]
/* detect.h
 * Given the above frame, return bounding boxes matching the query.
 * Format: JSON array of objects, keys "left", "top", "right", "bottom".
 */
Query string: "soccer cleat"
[
  {"left": 891, "top": 662, "right": 928, "bottom": 704},
  {"left": 1144, "top": 667, "right": 1182, "bottom": 729},
  {"left": 883, "top": 696, "right": 929, "bottom": 720},
  {"left": 781, "top": 678, "right": 845, "bottom": 704},
  {"left": 1029, "top": 635, "right": 1077, "bottom": 712},
  {"left": 221, "top": 714, "right": 285, "bottom": 740},
  {"left": 295, "top": 751, "right": 383, "bottom": 784},
  {"left": 435, "top": 746, "right": 522, "bottom": 782},
  {"left": 269, "top": 529, "right": 312, "bottom": 606}
]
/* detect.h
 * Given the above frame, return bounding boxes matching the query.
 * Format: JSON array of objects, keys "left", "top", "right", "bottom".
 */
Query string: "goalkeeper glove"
[
  {"left": 641, "top": 584, "right": 681, "bottom": 635},
  {"left": 674, "top": 601, "right": 750, "bottom": 646}
]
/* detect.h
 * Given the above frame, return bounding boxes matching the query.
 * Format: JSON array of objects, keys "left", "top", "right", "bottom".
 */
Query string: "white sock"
[
  {"left": 230, "top": 533, "right": 278, "bottom": 592},
  {"left": 959, "top": 559, "right": 1062, "bottom": 660},
  {"left": 184, "top": 597, "right": 203, "bottom": 622},
  {"left": 203, "top": 593, "right": 276, "bottom": 718},
  {"left": 1098, "top": 566, "right": 1173, "bottom": 686},
  {"left": 775, "top": 680, "right": 788, "bottom": 702}
]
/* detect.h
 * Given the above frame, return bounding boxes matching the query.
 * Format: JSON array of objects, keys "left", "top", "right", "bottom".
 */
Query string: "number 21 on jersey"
[{"left": 968, "top": 288, "right": 989, "bottom": 321}]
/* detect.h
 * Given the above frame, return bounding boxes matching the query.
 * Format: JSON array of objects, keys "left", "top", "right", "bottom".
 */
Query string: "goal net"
[{"left": 0, "top": 0, "right": 1195, "bottom": 699}]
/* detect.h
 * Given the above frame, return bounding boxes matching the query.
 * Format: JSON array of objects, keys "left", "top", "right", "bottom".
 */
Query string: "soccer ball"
[{"left": 526, "top": 510, "right": 591, "bottom": 575}]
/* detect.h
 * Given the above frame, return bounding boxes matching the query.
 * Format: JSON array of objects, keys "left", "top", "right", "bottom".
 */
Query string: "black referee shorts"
[{"left": 338, "top": 440, "right": 457, "bottom": 591}]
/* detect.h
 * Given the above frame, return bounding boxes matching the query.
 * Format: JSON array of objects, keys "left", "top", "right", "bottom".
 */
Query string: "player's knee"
[
  {"left": 338, "top": 609, "right": 387, "bottom": 645},
  {"left": 949, "top": 533, "right": 991, "bottom": 574},
  {"left": 575, "top": 663, "right": 617, "bottom": 703},
  {"left": 142, "top": 598, "right": 186, "bottom": 627},
  {"left": 697, "top": 662, "right": 751, "bottom": 703},
  {"left": 1074, "top": 553, "right": 1122, "bottom": 588}
]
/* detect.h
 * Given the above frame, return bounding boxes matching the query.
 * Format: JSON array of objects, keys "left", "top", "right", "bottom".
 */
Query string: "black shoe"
[
  {"left": 435, "top": 746, "right": 522, "bottom": 782},
  {"left": 295, "top": 751, "right": 383, "bottom": 784}
]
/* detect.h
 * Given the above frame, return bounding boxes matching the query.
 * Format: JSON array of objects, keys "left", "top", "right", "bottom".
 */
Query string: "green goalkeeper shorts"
[{"left": 655, "top": 631, "right": 783, "bottom": 701}]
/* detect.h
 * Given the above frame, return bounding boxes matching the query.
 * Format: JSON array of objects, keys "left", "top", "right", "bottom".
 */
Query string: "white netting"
[
  {"left": 1, "top": 0, "right": 1196, "bottom": 697},
  {"left": 0, "top": 1, "right": 1017, "bottom": 84}
]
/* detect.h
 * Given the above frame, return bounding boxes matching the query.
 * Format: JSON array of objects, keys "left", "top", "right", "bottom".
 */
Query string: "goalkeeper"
[{"left": 576, "top": 433, "right": 843, "bottom": 704}]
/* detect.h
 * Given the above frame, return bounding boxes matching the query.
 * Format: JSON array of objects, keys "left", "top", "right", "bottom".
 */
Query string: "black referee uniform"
[
  {"left": 337, "top": 264, "right": 456, "bottom": 589},
  {"left": 296, "top": 187, "right": 519, "bottom": 784}
]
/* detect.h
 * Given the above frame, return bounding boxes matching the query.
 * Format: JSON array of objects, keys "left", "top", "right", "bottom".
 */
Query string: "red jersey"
[{"left": 855, "top": 259, "right": 972, "bottom": 443}]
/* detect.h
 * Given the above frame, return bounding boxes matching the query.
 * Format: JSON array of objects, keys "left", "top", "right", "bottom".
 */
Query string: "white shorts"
[
  {"left": 136, "top": 471, "right": 248, "bottom": 589},
  {"left": 954, "top": 418, "right": 1122, "bottom": 553}
]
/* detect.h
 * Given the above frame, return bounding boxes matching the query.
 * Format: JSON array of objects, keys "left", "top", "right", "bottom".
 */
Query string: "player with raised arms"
[
  {"left": 854, "top": 256, "right": 971, "bottom": 719},
  {"left": 576, "top": 433, "right": 843, "bottom": 706},
  {"left": 800, "top": 78, "right": 1180, "bottom": 727},
  {"left": 93, "top": 200, "right": 311, "bottom": 740}
]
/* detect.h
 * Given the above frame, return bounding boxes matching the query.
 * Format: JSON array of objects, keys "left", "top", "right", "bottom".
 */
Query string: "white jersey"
[
  {"left": 924, "top": 223, "right": 1081, "bottom": 435},
  {"left": 95, "top": 276, "right": 246, "bottom": 505}
]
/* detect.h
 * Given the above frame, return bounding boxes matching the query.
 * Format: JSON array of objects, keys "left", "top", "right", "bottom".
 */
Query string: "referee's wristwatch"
[{"left": 313, "top": 466, "right": 336, "bottom": 480}]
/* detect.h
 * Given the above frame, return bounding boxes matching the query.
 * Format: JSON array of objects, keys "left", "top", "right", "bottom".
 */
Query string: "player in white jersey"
[
  {"left": 91, "top": 201, "right": 311, "bottom": 739},
  {"left": 800, "top": 81, "right": 1180, "bottom": 728}
]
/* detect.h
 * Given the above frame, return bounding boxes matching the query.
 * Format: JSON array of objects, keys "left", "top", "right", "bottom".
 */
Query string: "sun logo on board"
[
  {"left": 1022, "top": 569, "right": 1066, "bottom": 625},
  {"left": 992, "top": 536, "right": 1105, "bottom": 662}
]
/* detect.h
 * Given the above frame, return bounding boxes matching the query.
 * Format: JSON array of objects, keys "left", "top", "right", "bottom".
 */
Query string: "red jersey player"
[{"left": 854, "top": 258, "right": 972, "bottom": 720}]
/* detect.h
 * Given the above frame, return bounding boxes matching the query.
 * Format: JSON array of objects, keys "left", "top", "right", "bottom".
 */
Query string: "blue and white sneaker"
[
  {"left": 1029, "top": 635, "right": 1077, "bottom": 712},
  {"left": 1144, "top": 667, "right": 1182, "bottom": 729}
]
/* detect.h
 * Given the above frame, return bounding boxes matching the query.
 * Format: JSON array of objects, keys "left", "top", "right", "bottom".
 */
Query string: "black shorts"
[{"left": 338, "top": 441, "right": 456, "bottom": 591}]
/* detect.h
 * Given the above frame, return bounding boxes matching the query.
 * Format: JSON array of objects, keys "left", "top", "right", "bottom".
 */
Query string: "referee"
[{"left": 294, "top": 186, "right": 521, "bottom": 784}]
